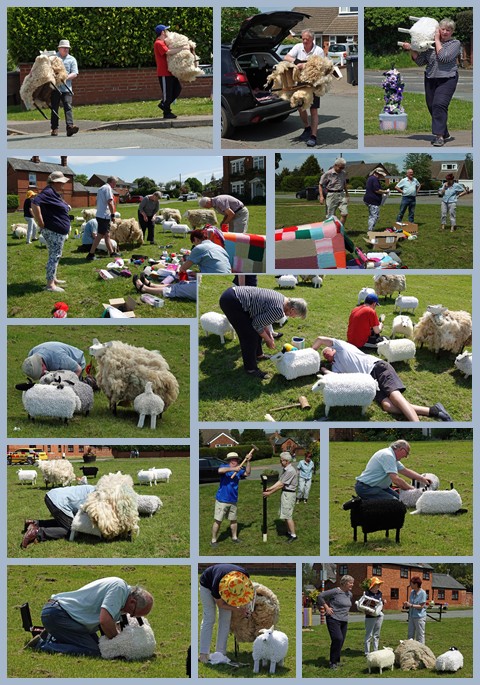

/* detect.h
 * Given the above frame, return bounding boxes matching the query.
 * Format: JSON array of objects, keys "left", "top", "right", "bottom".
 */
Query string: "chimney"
[
  {"left": 61, "top": 156, "right": 68, "bottom": 167},
  {"left": 31, "top": 156, "right": 40, "bottom": 164}
]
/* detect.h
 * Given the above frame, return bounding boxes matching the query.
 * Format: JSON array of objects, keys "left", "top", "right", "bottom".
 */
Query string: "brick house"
[
  {"left": 85, "top": 173, "right": 131, "bottom": 200},
  {"left": 200, "top": 430, "right": 239, "bottom": 448},
  {"left": 293, "top": 7, "right": 358, "bottom": 53},
  {"left": 7, "top": 444, "right": 113, "bottom": 459},
  {"left": 222, "top": 156, "right": 266, "bottom": 201},
  {"left": 268, "top": 432, "right": 304, "bottom": 457},
  {"left": 430, "top": 159, "right": 471, "bottom": 182}
]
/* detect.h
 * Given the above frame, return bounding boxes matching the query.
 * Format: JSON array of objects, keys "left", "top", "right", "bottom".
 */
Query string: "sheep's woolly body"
[
  {"left": 17, "top": 469, "right": 37, "bottom": 485},
  {"left": 435, "top": 648, "right": 464, "bottom": 672},
  {"left": 411, "top": 488, "right": 462, "bottom": 515},
  {"left": 413, "top": 306, "right": 472, "bottom": 355},
  {"left": 200, "top": 312, "right": 236, "bottom": 344},
  {"left": 80, "top": 471, "right": 139, "bottom": 539},
  {"left": 376, "top": 339, "right": 416, "bottom": 363},
  {"left": 39, "top": 370, "right": 94, "bottom": 414},
  {"left": 271, "top": 349, "right": 320, "bottom": 380},
  {"left": 164, "top": 31, "right": 205, "bottom": 83},
  {"left": 366, "top": 647, "right": 395, "bottom": 674},
  {"left": 12, "top": 223, "right": 28, "bottom": 238},
  {"left": 90, "top": 339, "right": 179, "bottom": 412},
  {"left": 20, "top": 54, "right": 68, "bottom": 110},
  {"left": 184, "top": 208, "right": 218, "bottom": 227},
  {"left": 394, "top": 296, "right": 419, "bottom": 314},
  {"left": 38, "top": 460, "right": 76, "bottom": 487},
  {"left": 394, "top": 640, "right": 436, "bottom": 670},
  {"left": 373, "top": 274, "right": 406, "bottom": 299},
  {"left": 110, "top": 218, "right": 143, "bottom": 246},
  {"left": 149, "top": 467, "right": 172, "bottom": 483},
  {"left": 136, "top": 494, "right": 163, "bottom": 516},
  {"left": 343, "top": 496, "right": 407, "bottom": 543},
  {"left": 252, "top": 627, "right": 288, "bottom": 674},
  {"left": 391, "top": 315, "right": 414, "bottom": 339},
  {"left": 266, "top": 56, "right": 336, "bottom": 111},
  {"left": 230, "top": 583, "right": 280, "bottom": 643},
  {"left": 99, "top": 616, "right": 156, "bottom": 660},
  {"left": 277, "top": 275, "right": 297, "bottom": 288},
  {"left": 22, "top": 384, "right": 81, "bottom": 422},
  {"left": 454, "top": 351, "right": 472, "bottom": 378},
  {"left": 312, "top": 373, "right": 378, "bottom": 415},
  {"left": 161, "top": 208, "right": 182, "bottom": 223},
  {"left": 134, "top": 382, "right": 165, "bottom": 429}
]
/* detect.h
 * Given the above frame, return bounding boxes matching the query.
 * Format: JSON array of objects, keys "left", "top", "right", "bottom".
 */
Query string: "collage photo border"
[{"left": 2, "top": 0, "right": 477, "bottom": 681}]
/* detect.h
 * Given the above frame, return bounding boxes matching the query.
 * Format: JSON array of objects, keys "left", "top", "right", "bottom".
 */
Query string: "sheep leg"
[
  {"left": 150, "top": 415, "right": 157, "bottom": 430},
  {"left": 353, "top": 526, "right": 358, "bottom": 542},
  {"left": 137, "top": 413, "right": 146, "bottom": 428},
  {"left": 253, "top": 659, "right": 260, "bottom": 673},
  {"left": 220, "top": 334, "right": 225, "bottom": 344},
  {"left": 363, "top": 531, "right": 368, "bottom": 544},
  {"left": 385, "top": 529, "right": 389, "bottom": 538},
  {"left": 395, "top": 528, "right": 401, "bottom": 543},
  {"left": 269, "top": 661, "right": 276, "bottom": 674},
  {"left": 379, "top": 665, "right": 383, "bottom": 674}
]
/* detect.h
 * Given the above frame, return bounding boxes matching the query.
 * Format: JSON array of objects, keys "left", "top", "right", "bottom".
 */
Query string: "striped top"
[
  {"left": 233, "top": 286, "right": 286, "bottom": 333},
  {"left": 414, "top": 39, "right": 461, "bottom": 78}
]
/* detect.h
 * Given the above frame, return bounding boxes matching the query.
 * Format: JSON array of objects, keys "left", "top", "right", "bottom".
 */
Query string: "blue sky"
[
  {"left": 277, "top": 152, "right": 469, "bottom": 173},
  {"left": 12, "top": 155, "right": 224, "bottom": 185}
]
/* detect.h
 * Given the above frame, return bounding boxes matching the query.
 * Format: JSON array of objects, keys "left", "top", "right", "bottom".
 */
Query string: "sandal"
[
  {"left": 132, "top": 274, "right": 144, "bottom": 292},
  {"left": 246, "top": 369, "right": 269, "bottom": 380},
  {"left": 140, "top": 274, "right": 152, "bottom": 287},
  {"left": 256, "top": 354, "right": 272, "bottom": 361}
]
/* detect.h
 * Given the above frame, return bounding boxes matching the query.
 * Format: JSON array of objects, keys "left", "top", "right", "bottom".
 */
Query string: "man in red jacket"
[
  {"left": 347, "top": 293, "right": 386, "bottom": 349},
  {"left": 154, "top": 24, "right": 187, "bottom": 119}
]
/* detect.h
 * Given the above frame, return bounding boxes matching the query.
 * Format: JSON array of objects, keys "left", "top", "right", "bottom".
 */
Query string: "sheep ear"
[
  {"left": 16, "top": 380, "right": 34, "bottom": 391},
  {"left": 92, "top": 338, "right": 100, "bottom": 345}
]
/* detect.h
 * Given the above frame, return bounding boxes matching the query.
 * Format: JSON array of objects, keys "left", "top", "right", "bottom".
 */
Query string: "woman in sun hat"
[
  {"left": 364, "top": 577, "right": 385, "bottom": 655},
  {"left": 199, "top": 564, "right": 254, "bottom": 663},
  {"left": 23, "top": 190, "right": 38, "bottom": 243},
  {"left": 363, "top": 167, "right": 390, "bottom": 231}
]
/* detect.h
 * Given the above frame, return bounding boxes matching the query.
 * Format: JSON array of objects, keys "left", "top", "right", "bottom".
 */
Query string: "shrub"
[{"left": 7, "top": 194, "right": 19, "bottom": 211}]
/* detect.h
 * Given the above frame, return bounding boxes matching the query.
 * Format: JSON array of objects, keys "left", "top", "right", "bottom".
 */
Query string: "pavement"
[
  {"left": 7, "top": 115, "right": 213, "bottom": 149},
  {"left": 364, "top": 130, "right": 472, "bottom": 148},
  {"left": 308, "top": 609, "right": 473, "bottom": 627}
]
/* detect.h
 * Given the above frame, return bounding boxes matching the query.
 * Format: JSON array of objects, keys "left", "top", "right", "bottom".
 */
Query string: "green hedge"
[
  {"left": 8, "top": 7, "right": 213, "bottom": 67},
  {"left": 200, "top": 442, "right": 274, "bottom": 461},
  {"left": 7, "top": 194, "right": 19, "bottom": 211}
]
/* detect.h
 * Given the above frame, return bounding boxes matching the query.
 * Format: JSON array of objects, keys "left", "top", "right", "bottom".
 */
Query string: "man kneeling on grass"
[
  {"left": 311, "top": 336, "right": 453, "bottom": 422},
  {"left": 262, "top": 451, "right": 298, "bottom": 543}
]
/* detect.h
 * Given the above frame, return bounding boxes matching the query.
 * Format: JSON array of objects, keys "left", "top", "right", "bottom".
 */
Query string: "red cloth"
[
  {"left": 347, "top": 305, "right": 380, "bottom": 348},
  {"left": 154, "top": 39, "right": 171, "bottom": 77}
]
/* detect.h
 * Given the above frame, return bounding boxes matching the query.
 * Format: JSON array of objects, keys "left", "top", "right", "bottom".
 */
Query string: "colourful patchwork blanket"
[
  {"left": 275, "top": 217, "right": 347, "bottom": 269},
  {"left": 206, "top": 227, "right": 266, "bottom": 273}
]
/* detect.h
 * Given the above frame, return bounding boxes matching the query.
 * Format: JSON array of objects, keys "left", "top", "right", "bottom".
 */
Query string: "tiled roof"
[{"left": 8, "top": 157, "right": 74, "bottom": 175}]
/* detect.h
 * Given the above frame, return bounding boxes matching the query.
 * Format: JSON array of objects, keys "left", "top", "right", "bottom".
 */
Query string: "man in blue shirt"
[
  {"left": 211, "top": 450, "right": 253, "bottom": 546},
  {"left": 51, "top": 39, "right": 79, "bottom": 138},
  {"left": 296, "top": 451, "right": 315, "bottom": 503},
  {"left": 22, "top": 341, "right": 86, "bottom": 380},
  {"left": 395, "top": 169, "right": 421, "bottom": 223}
]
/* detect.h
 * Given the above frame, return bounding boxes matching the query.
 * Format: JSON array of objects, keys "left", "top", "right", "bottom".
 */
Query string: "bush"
[
  {"left": 280, "top": 174, "right": 306, "bottom": 192},
  {"left": 348, "top": 176, "right": 365, "bottom": 189},
  {"left": 304, "top": 175, "right": 320, "bottom": 187},
  {"left": 7, "top": 194, "right": 19, "bottom": 211},
  {"left": 200, "top": 442, "right": 274, "bottom": 461}
]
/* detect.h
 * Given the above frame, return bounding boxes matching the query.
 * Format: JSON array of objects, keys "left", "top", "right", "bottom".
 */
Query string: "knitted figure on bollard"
[{"left": 379, "top": 68, "right": 407, "bottom": 131}]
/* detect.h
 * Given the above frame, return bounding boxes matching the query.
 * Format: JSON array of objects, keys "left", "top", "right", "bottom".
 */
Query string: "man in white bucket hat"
[{"left": 51, "top": 38, "right": 79, "bottom": 137}]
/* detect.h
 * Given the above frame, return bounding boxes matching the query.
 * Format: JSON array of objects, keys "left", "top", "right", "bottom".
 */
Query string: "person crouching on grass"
[
  {"left": 211, "top": 450, "right": 253, "bottom": 547},
  {"left": 262, "top": 451, "right": 298, "bottom": 543}
]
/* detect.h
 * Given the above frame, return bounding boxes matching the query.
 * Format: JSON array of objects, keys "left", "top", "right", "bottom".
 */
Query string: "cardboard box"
[
  {"left": 364, "top": 231, "right": 400, "bottom": 250},
  {"left": 394, "top": 221, "right": 418, "bottom": 235},
  {"left": 102, "top": 296, "right": 137, "bottom": 318}
]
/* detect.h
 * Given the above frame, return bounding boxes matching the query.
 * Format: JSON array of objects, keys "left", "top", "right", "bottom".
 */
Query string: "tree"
[
  {"left": 402, "top": 153, "right": 432, "bottom": 184},
  {"left": 464, "top": 153, "right": 473, "bottom": 178},
  {"left": 383, "top": 162, "right": 400, "bottom": 176},
  {"left": 275, "top": 153, "right": 282, "bottom": 170},
  {"left": 240, "top": 428, "right": 266, "bottom": 444},
  {"left": 299, "top": 155, "right": 321, "bottom": 177},
  {"left": 185, "top": 177, "right": 203, "bottom": 193},
  {"left": 74, "top": 173, "right": 89, "bottom": 186},
  {"left": 230, "top": 429, "right": 241, "bottom": 443},
  {"left": 221, "top": 7, "right": 260, "bottom": 43},
  {"left": 454, "top": 10, "right": 473, "bottom": 46},
  {"left": 432, "top": 563, "right": 473, "bottom": 592},
  {"left": 133, "top": 176, "right": 158, "bottom": 195}
]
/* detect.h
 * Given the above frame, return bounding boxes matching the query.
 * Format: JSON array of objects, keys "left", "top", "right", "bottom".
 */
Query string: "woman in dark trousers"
[
  {"left": 401, "top": 18, "right": 461, "bottom": 147},
  {"left": 219, "top": 286, "right": 307, "bottom": 379},
  {"left": 317, "top": 575, "right": 354, "bottom": 669},
  {"left": 138, "top": 191, "right": 162, "bottom": 244}
]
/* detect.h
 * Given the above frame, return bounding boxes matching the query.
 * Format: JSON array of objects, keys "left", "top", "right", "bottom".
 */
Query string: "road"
[
  {"left": 365, "top": 68, "right": 473, "bottom": 101},
  {"left": 309, "top": 609, "right": 473, "bottom": 626},
  {"left": 278, "top": 194, "right": 473, "bottom": 207}
]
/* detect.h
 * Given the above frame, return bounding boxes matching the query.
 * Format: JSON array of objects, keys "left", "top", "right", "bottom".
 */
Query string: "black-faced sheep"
[
  {"left": 342, "top": 496, "right": 407, "bottom": 543},
  {"left": 413, "top": 305, "right": 472, "bottom": 356},
  {"left": 39, "top": 370, "right": 94, "bottom": 415}
]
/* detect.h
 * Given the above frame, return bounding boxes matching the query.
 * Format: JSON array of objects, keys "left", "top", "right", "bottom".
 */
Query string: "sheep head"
[
  {"left": 89, "top": 338, "right": 114, "bottom": 357},
  {"left": 342, "top": 496, "right": 361, "bottom": 511},
  {"left": 311, "top": 375, "right": 326, "bottom": 392}
]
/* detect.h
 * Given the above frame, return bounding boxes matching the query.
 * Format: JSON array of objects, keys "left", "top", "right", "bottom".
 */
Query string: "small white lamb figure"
[
  {"left": 200, "top": 312, "right": 236, "bottom": 344},
  {"left": 435, "top": 647, "right": 464, "bottom": 672},
  {"left": 366, "top": 647, "right": 395, "bottom": 674},
  {"left": 358, "top": 287, "right": 376, "bottom": 305},
  {"left": 99, "top": 615, "right": 156, "bottom": 660},
  {"left": 312, "top": 275, "right": 323, "bottom": 288},
  {"left": 12, "top": 223, "right": 28, "bottom": 239},
  {"left": 391, "top": 315, "right": 414, "bottom": 339},
  {"left": 398, "top": 16, "right": 439, "bottom": 52},
  {"left": 376, "top": 339, "right": 416, "bottom": 364},
  {"left": 134, "top": 382, "right": 165, "bottom": 429},
  {"left": 394, "top": 296, "right": 419, "bottom": 314},
  {"left": 277, "top": 275, "right": 297, "bottom": 288},
  {"left": 312, "top": 373, "right": 378, "bottom": 416},
  {"left": 138, "top": 470, "right": 155, "bottom": 487},
  {"left": 454, "top": 351, "right": 472, "bottom": 378},
  {"left": 252, "top": 626, "right": 288, "bottom": 675},
  {"left": 270, "top": 348, "right": 320, "bottom": 380},
  {"left": 148, "top": 467, "right": 172, "bottom": 483},
  {"left": 17, "top": 469, "right": 37, "bottom": 485},
  {"left": 411, "top": 485, "right": 462, "bottom": 515},
  {"left": 136, "top": 494, "right": 163, "bottom": 516}
]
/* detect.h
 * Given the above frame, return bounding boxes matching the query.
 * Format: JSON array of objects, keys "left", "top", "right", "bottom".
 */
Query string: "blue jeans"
[
  {"left": 396, "top": 196, "right": 416, "bottom": 223},
  {"left": 38, "top": 601, "right": 100, "bottom": 656},
  {"left": 355, "top": 481, "right": 399, "bottom": 500}
]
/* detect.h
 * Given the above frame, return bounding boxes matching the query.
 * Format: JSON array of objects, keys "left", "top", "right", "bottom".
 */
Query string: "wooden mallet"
[
  {"left": 270, "top": 396, "right": 311, "bottom": 412},
  {"left": 230, "top": 444, "right": 258, "bottom": 478}
]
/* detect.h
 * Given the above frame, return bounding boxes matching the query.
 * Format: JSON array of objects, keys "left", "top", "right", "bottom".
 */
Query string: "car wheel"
[
  {"left": 27, "top": 458, "right": 34, "bottom": 465},
  {"left": 221, "top": 106, "right": 235, "bottom": 139},
  {"left": 7, "top": 458, "right": 11, "bottom": 465}
]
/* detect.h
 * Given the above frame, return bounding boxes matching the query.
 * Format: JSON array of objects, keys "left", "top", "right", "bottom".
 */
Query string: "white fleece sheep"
[
  {"left": 184, "top": 208, "right": 218, "bottom": 227},
  {"left": 366, "top": 647, "right": 395, "bottom": 674},
  {"left": 312, "top": 373, "right": 378, "bottom": 416},
  {"left": 99, "top": 615, "right": 156, "bottom": 660},
  {"left": 412, "top": 473, "right": 440, "bottom": 491},
  {"left": 394, "top": 296, "right": 419, "bottom": 314},
  {"left": 277, "top": 275, "right": 297, "bottom": 288},
  {"left": 358, "top": 287, "right": 376, "bottom": 305},
  {"left": 39, "top": 370, "right": 94, "bottom": 415},
  {"left": 22, "top": 383, "right": 81, "bottom": 423},
  {"left": 454, "top": 351, "right": 472, "bottom": 378},
  {"left": 413, "top": 305, "right": 472, "bottom": 355},
  {"left": 89, "top": 338, "right": 179, "bottom": 414},
  {"left": 312, "top": 275, "right": 323, "bottom": 288},
  {"left": 20, "top": 53, "right": 69, "bottom": 110},
  {"left": 170, "top": 223, "right": 190, "bottom": 237},
  {"left": 148, "top": 467, "right": 172, "bottom": 483},
  {"left": 136, "top": 494, "right": 163, "bottom": 516},
  {"left": 138, "top": 470, "right": 155, "bottom": 487},
  {"left": 12, "top": 223, "right": 28, "bottom": 239},
  {"left": 400, "top": 472, "right": 440, "bottom": 508},
  {"left": 252, "top": 626, "right": 288, "bottom": 675},
  {"left": 397, "top": 16, "right": 439, "bottom": 52},
  {"left": 161, "top": 208, "right": 182, "bottom": 224},
  {"left": 164, "top": 31, "right": 205, "bottom": 83},
  {"left": 38, "top": 460, "right": 76, "bottom": 488},
  {"left": 435, "top": 647, "right": 464, "bottom": 672},
  {"left": 134, "top": 382, "right": 165, "bottom": 429},
  {"left": 200, "top": 312, "right": 236, "bottom": 344},
  {"left": 376, "top": 339, "right": 416, "bottom": 363},
  {"left": 17, "top": 469, "right": 37, "bottom": 485},
  {"left": 391, "top": 315, "right": 414, "bottom": 339},
  {"left": 270, "top": 348, "right": 320, "bottom": 380},
  {"left": 109, "top": 218, "right": 143, "bottom": 246},
  {"left": 373, "top": 274, "right": 406, "bottom": 299},
  {"left": 80, "top": 471, "right": 139, "bottom": 539},
  {"left": 410, "top": 487, "right": 462, "bottom": 515}
]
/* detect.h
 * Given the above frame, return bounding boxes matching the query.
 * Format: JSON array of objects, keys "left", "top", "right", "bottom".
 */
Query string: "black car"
[
  {"left": 296, "top": 186, "right": 320, "bottom": 200},
  {"left": 221, "top": 10, "right": 310, "bottom": 138}
]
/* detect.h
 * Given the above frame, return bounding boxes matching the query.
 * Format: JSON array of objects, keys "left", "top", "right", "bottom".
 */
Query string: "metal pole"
[{"left": 261, "top": 475, "right": 268, "bottom": 542}]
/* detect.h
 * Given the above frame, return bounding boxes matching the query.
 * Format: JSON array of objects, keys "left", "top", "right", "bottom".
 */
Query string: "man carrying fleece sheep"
[
  {"left": 355, "top": 440, "right": 431, "bottom": 500},
  {"left": 211, "top": 450, "right": 253, "bottom": 547},
  {"left": 311, "top": 336, "right": 453, "bottom": 422},
  {"left": 24, "top": 577, "right": 153, "bottom": 655},
  {"left": 22, "top": 341, "right": 86, "bottom": 380},
  {"left": 154, "top": 24, "right": 187, "bottom": 119}
]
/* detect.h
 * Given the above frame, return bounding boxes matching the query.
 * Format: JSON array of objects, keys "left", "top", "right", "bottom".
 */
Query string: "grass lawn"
[
  {"left": 198, "top": 572, "right": 296, "bottom": 678},
  {"left": 7, "top": 202, "right": 266, "bottom": 319},
  {"left": 302, "top": 616, "right": 473, "bottom": 677},
  {"left": 364, "top": 52, "right": 417, "bottom": 70},
  {"left": 329, "top": 441, "right": 472, "bottom": 556},
  {"left": 7, "top": 325, "right": 190, "bottom": 438},
  {"left": 364, "top": 86, "right": 473, "bottom": 136},
  {"left": 198, "top": 475, "right": 320, "bottom": 557},
  {"left": 8, "top": 564, "right": 191, "bottom": 678},
  {"left": 8, "top": 457, "right": 190, "bottom": 558},
  {"left": 7, "top": 97, "right": 212, "bottom": 121},
  {"left": 198, "top": 275, "right": 472, "bottom": 422},
  {"left": 275, "top": 196, "right": 473, "bottom": 270}
]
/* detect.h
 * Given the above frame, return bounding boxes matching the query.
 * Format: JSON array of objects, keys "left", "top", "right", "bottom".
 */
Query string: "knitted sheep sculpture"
[
  {"left": 435, "top": 647, "right": 464, "bottom": 672},
  {"left": 20, "top": 53, "right": 68, "bottom": 111},
  {"left": 38, "top": 460, "right": 76, "bottom": 488},
  {"left": 373, "top": 274, "right": 406, "bottom": 300},
  {"left": 164, "top": 31, "right": 205, "bottom": 83},
  {"left": 265, "top": 56, "right": 336, "bottom": 111},
  {"left": 230, "top": 582, "right": 280, "bottom": 643},
  {"left": 184, "top": 208, "right": 218, "bottom": 227},
  {"left": 39, "top": 370, "right": 94, "bottom": 415},
  {"left": 99, "top": 615, "right": 156, "bottom": 660},
  {"left": 413, "top": 305, "right": 472, "bottom": 355},
  {"left": 134, "top": 382, "right": 165, "bottom": 429},
  {"left": 110, "top": 218, "right": 144, "bottom": 247},
  {"left": 394, "top": 639, "right": 436, "bottom": 670},
  {"left": 89, "top": 338, "right": 179, "bottom": 414},
  {"left": 80, "top": 471, "right": 140, "bottom": 540},
  {"left": 397, "top": 16, "right": 439, "bottom": 52}
]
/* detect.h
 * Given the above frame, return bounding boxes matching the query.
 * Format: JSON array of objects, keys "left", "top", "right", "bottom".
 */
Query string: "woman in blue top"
[
  {"left": 31, "top": 171, "right": 71, "bottom": 292},
  {"left": 179, "top": 229, "right": 232, "bottom": 274},
  {"left": 438, "top": 173, "right": 470, "bottom": 232},
  {"left": 405, "top": 576, "right": 427, "bottom": 643},
  {"left": 364, "top": 577, "right": 385, "bottom": 655}
]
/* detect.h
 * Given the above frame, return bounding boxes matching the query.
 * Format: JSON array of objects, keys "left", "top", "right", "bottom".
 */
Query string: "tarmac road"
[
  {"left": 365, "top": 68, "right": 474, "bottom": 101},
  {"left": 309, "top": 608, "right": 473, "bottom": 626}
]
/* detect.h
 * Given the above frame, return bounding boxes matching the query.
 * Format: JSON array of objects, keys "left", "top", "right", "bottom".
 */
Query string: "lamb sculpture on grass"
[
  {"left": 271, "top": 348, "right": 320, "bottom": 380},
  {"left": 39, "top": 370, "right": 94, "bottom": 415},
  {"left": 435, "top": 647, "right": 464, "bottom": 672},
  {"left": 397, "top": 16, "right": 439, "bottom": 52},
  {"left": 373, "top": 274, "right": 406, "bottom": 300},
  {"left": 410, "top": 483, "right": 463, "bottom": 515},
  {"left": 99, "top": 615, "right": 156, "bottom": 661},
  {"left": 252, "top": 626, "right": 288, "bottom": 675},
  {"left": 200, "top": 312, "right": 236, "bottom": 344},
  {"left": 312, "top": 373, "right": 378, "bottom": 416},
  {"left": 343, "top": 496, "right": 407, "bottom": 543},
  {"left": 134, "top": 382, "right": 165, "bottom": 429},
  {"left": 366, "top": 647, "right": 395, "bottom": 674},
  {"left": 17, "top": 469, "right": 37, "bottom": 485},
  {"left": 376, "top": 339, "right": 416, "bottom": 364},
  {"left": 22, "top": 383, "right": 81, "bottom": 424},
  {"left": 454, "top": 351, "right": 472, "bottom": 378}
]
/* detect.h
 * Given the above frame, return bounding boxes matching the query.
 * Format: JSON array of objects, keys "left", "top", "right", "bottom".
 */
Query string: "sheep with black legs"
[
  {"left": 22, "top": 382, "right": 81, "bottom": 424},
  {"left": 39, "top": 370, "right": 94, "bottom": 416},
  {"left": 343, "top": 496, "right": 407, "bottom": 543},
  {"left": 99, "top": 615, "right": 156, "bottom": 660}
]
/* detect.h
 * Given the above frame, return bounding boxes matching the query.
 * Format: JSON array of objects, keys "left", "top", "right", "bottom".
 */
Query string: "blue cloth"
[
  {"left": 409, "top": 589, "right": 427, "bottom": 618},
  {"left": 96, "top": 183, "right": 114, "bottom": 219},
  {"left": 56, "top": 52, "right": 78, "bottom": 93},
  {"left": 440, "top": 182, "right": 465, "bottom": 204},
  {"left": 51, "top": 577, "right": 131, "bottom": 633},
  {"left": 216, "top": 468, "right": 246, "bottom": 504},
  {"left": 355, "top": 481, "right": 400, "bottom": 500},
  {"left": 28, "top": 342, "right": 85, "bottom": 374},
  {"left": 297, "top": 459, "right": 315, "bottom": 480},
  {"left": 31, "top": 185, "right": 70, "bottom": 235},
  {"left": 199, "top": 564, "right": 249, "bottom": 599},
  {"left": 396, "top": 177, "right": 420, "bottom": 196},
  {"left": 82, "top": 218, "right": 98, "bottom": 245},
  {"left": 39, "top": 602, "right": 100, "bottom": 656},
  {"left": 47, "top": 485, "right": 96, "bottom": 517},
  {"left": 356, "top": 447, "right": 405, "bottom": 490},
  {"left": 363, "top": 175, "right": 382, "bottom": 206},
  {"left": 189, "top": 240, "right": 232, "bottom": 274}
]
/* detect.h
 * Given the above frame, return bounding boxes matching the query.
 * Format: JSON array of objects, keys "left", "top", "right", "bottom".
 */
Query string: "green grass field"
[
  {"left": 198, "top": 571, "right": 296, "bottom": 678},
  {"left": 364, "top": 86, "right": 473, "bottom": 136},
  {"left": 8, "top": 457, "right": 190, "bottom": 558},
  {"left": 302, "top": 616, "right": 473, "bottom": 678},
  {"left": 275, "top": 196, "right": 473, "bottom": 270},
  {"left": 8, "top": 565, "right": 191, "bottom": 678},
  {"left": 7, "top": 325, "right": 190, "bottom": 438},
  {"left": 7, "top": 203, "right": 264, "bottom": 319},
  {"left": 198, "top": 275, "right": 472, "bottom": 422},
  {"left": 329, "top": 441, "right": 472, "bottom": 556},
  {"left": 198, "top": 473, "right": 320, "bottom": 557}
]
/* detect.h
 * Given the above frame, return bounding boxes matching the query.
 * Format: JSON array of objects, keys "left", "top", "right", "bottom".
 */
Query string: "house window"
[
  {"left": 47, "top": 445, "right": 51, "bottom": 452},
  {"left": 339, "top": 7, "right": 358, "bottom": 14},
  {"left": 250, "top": 178, "right": 265, "bottom": 199},
  {"left": 391, "top": 588, "right": 399, "bottom": 599},
  {"left": 230, "top": 159, "right": 245, "bottom": 174},
  {"left": 68, "top": 445, "right": 74, "bottom": 453},
  {"left": 79, "top": 446, "right": 84, "bottom": 453},
  {"left": 253, "top": 157, "right": 265, "bottom": 171},
  {"left": 338, "top": 565, "right": 348, "bottom": 576},
  {"left": 28, "top": 173, "right": 37, "bottom": 187},
  {"left": 441, "top": 163, "right": 458, "bottom": 171},
  {"left": 438, "top": 589, "right": 445, "bottom": 599},
  {"left": 452, "top": 591, "right": 459, "bottom": 600},
  {"left": 372, "top": 565, "right": 382, "bottom": 576},
  {"left": 423, "top": 571, "right": 430, "bottom": 580},
  {"left": 231, "top": 181, "right": 245, "bottom": 195},
  {"left": 400, "top": 568, "right": 409, "bottom": 578}
]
